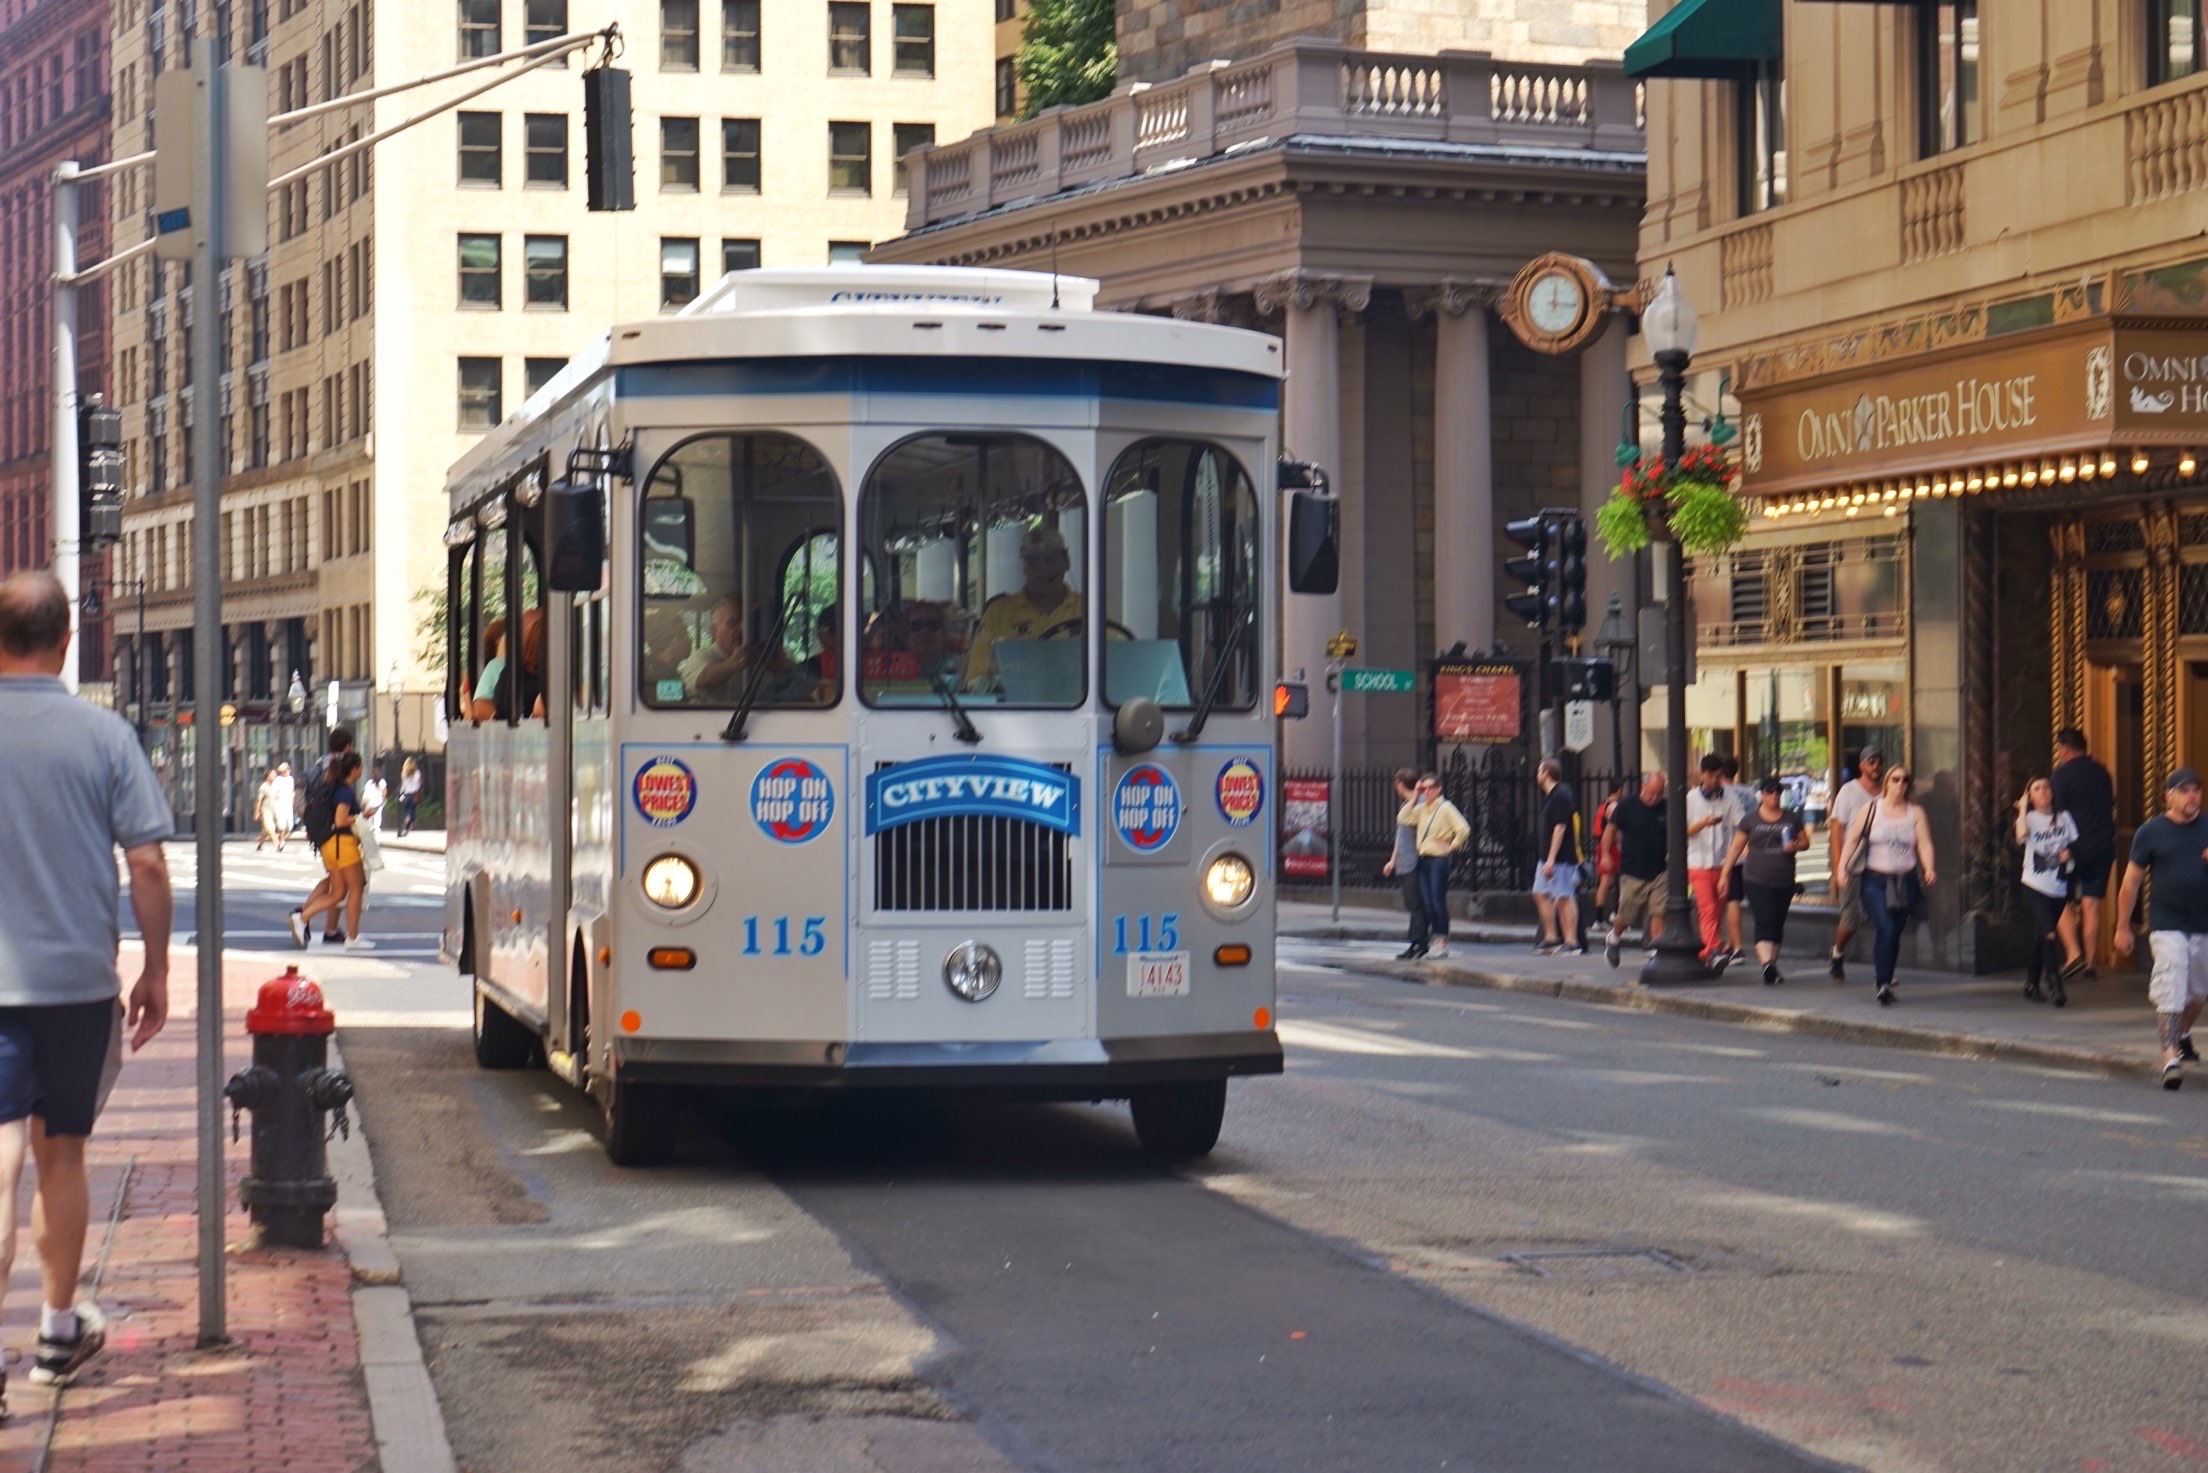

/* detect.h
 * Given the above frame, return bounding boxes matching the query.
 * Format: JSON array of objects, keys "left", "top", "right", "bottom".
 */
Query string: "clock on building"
[{"left": 1500, "top": 253, "right": 1612, "bottom": 355}]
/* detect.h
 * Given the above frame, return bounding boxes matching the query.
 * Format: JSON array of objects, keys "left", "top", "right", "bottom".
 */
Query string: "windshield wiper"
[
  {"left": 932, "top": 667, "right": 984, "bottom": 745},
  {"left": 721, "top": 591, "right": 803, "bottom": 743},
  {"left": 1171, "top": 594, "right": 1252, "bottom": 743}
]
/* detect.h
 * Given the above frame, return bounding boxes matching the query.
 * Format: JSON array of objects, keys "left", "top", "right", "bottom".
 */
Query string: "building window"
[
  {"left": 458, "top": 233, "right": 501, "bottom": 308},
  {"left": 524, "top": 113, "right": 567, "bottom": 186},
  {"left": 722, "top": 0, "right": 759, "bottom": 70},
  {"left": 892, "top": 121, "right": 933, "bottom": 195},
  {"left": 526, "top": 0, "right": 566, "bottom": 48},
  {"left": 722, "top": 238, "right": 761, "bottom": 273},
  {"left": 721, "top": 117, "right": 761, "bottom": 191},
  {"left": 458, "top": 0, "right": 499, "bottom": 59},
  {"left": 828, "top": 240, "right": 867, "bottom": 264},
  {"left": 995, "top": 0, "right": 1016, "bottom": 19},
  {"left": 661, "top": 116, "right": 700, "bottom": 190},
  {"left": 2150, "top": 0, "right": 2205, "bottom": 84},
  {"left": 828, "top": 1, "right": 869, "bottom": 74},
  {"left": 828, "top": 120, "right": 871, "bottom": 194},
  {"left": 458, "top": 357, "right": 501, "bottom": 430},
  {"left": 995, "top": 56, "right": 1018, "bottom": 117},
  {"left": 661, "top": 0, "right": 699, "bottom": 69},
  {"left": 1916, "top": 2, "right": 1978, "bottom": 157},
  {"left": 457, "top": 111, "right": 500, "bottom": 185},
  {"left": 525, "top": 356, "right": 567, "bottom": 397},
  {"left": 1734, "top": 65, "right": 1786, "bottom": 215},
  {"left": 891, "top": 5, "right": 933, "bottom": 78},
  {"left": 661, "top": 238, "right": 701, "bottom": 308},
  {"left": 524, "top": 235, "right": 567, "bottom": 308}
]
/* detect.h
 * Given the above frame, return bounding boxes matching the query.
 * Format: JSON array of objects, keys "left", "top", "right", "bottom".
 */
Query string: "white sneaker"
[
  {"left": 344, "top": 937, "right": 377, "bottom": 953},
  {"left": 1427, "top": 940, "right": 1450, "bottom": 958},
  {"left": 287, "top": 910, "right": 308, "bottom": 948}
]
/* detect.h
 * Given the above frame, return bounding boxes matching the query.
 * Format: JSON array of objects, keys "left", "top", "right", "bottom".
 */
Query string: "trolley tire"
[
  {"left": 472, "top": 986, "right": 538, "bottom": 1071},
  {"left": 1129, "top": 1079, "right": 1227, "bottom": 1162},
  {"left": 600, "top": 1078, "right": 680, "bottom": 1168}
]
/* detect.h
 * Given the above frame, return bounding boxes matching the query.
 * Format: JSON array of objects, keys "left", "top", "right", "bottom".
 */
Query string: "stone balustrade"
[{"left": 905, "top": 38, "right": 1645, "bottom": 229}]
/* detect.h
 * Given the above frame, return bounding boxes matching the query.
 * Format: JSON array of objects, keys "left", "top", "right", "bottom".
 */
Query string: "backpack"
[{"left": 301, "top": 757, "right": 339, "bottom": 847}]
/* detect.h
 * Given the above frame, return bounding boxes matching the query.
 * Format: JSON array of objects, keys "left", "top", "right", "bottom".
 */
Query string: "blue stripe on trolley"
[{"left": 615, "top": 358, "right": 1281, "bottom": 410}]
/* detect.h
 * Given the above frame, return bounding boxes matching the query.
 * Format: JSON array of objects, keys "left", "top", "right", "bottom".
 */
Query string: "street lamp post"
[
  {"left": 386, "top": 659, "right": 403, "bottom": 777},
  {"left": 1639, "top": 267, "right": 1710, "bottom": 988}
]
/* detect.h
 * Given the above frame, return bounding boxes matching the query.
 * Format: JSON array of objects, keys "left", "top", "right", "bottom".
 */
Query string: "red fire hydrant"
[{"left": 224, "top": 966, "right": 355, "bottom": 1248}]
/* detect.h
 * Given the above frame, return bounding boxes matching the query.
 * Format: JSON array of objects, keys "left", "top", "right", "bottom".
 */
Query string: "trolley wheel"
[
  {"left": 600, "top": 1076, "right": 680, "bottom": 1168},
  {"left": 472, "top": 986, "right": 538, "bottom": 1071},
  {"left": 1128, "top": 1079, "right": 1227, "bottom": 1162}
]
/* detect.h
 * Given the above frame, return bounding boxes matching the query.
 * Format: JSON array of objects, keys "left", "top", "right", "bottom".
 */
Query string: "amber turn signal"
[
  {"left": 1213, "top": 944, "right": 1253, "bottom": 967},
  {"left": 647, "top": 947, "right": 696, "bottom": 971}
]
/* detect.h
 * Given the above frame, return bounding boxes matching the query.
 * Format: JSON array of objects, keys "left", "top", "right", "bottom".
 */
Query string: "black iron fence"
[{"left": 1285, "top": 750, "right": 1631, "bottom": 898}]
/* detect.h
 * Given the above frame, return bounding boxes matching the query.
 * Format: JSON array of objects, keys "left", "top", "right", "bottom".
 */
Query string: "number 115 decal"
[
  {"left": 1110, "top": 913, "right": 1180, "bottom": 953},
  {"left": 739, "top": 916, "right": 828, "bottom": 956}
]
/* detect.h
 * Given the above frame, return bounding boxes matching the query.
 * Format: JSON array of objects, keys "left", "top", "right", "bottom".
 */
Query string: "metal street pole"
[
  {"left": 1641, "top": 342, "right": 1706, "bottom": 987},
  {"left": 188, "top": 37, "right": 229, "bottom": 1346},
  {"left": 52, "top": 162, "right": 80, "bottom": 693},
  {"left": 1329, "top": 661, "right": 1344, "bottom": 923}
]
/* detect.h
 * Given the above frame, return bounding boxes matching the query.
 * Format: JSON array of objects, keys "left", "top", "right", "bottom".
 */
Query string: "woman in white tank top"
[{"left": 1838, "top": 766, "right": 1937, "bottom": 1006}]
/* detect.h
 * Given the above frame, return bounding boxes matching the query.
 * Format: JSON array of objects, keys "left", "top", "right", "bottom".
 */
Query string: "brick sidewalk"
[{"left": 0, "top": 947, "right": 380, "bottom": 1472}]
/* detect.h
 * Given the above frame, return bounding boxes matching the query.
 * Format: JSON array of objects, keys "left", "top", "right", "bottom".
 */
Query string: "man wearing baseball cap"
[
  {"left": 2113, "top": 767, "right": 2208, "bottom": 1089},
  {"left": 1826, "top": 745, "right": 1886, "bottom": 981}
]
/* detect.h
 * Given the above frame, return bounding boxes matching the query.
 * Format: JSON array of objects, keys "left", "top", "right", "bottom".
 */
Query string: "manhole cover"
[{"left": 1498, "top": 1248, "right": 1693, "bottom": 1279}]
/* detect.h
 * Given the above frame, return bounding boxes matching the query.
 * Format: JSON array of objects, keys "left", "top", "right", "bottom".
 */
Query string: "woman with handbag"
[
  {"left": 1722, "top": 776, "right": 1810, "bottom": 986},
  {"left": 1838, "top": 765, "right": 1937, "bottom": 1006},
  {"left": 2014, "top": 777, "right": 2085, "bottom": 1005}
]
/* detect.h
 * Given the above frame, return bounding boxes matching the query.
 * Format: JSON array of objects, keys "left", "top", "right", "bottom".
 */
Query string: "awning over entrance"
[
  {"left": 1623, "top": 0, "right": 1783, "bottom": 81},
  {"left": 1734, "top": 317, "right": 2208, "bottom": 518}
]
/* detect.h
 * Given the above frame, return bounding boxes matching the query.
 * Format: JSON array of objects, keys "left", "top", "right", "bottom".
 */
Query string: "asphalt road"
[{"left": 156, "top": 846, "right": 2208, "bottom": 1472}]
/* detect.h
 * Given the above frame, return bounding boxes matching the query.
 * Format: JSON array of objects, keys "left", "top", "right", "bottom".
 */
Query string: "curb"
[
  {"left": 1334, "top": 953, "right": 2162, "bottom": 1082},
  {"left": 326, "top": 1038, "right": 459, "bottom": 1473}
]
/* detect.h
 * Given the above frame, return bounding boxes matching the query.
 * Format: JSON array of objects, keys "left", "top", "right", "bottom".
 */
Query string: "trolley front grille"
[{"left": 872, "top": 764, "right": 1075, "bottom": 913}]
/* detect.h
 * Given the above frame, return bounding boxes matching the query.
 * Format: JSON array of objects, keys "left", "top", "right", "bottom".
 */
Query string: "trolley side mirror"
[
  {"left": 543, "top": 477, "right": 605, "bottom": 592},
  {"left": 1280, "top": 459, "right": 1337, "bottom": 595}
]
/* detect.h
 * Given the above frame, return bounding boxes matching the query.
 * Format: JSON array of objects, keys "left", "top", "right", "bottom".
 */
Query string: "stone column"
[
  {"left": 1257, "top": 270, "right": 1367, "bottom": 770},
  {"left": 1578, "top": 313, "right": 1632, "bottom": 773},
  {"left": 1415, "top": 282, "right": 1496, "bottom": 657}
]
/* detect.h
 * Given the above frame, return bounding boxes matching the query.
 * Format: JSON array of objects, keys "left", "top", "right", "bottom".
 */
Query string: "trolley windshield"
[{"left": 858, "top": 433, "right": 1089, "bottom": 709}]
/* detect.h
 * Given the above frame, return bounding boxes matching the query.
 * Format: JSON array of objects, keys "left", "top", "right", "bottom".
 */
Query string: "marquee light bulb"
[{"left": 2133, "top": 450, "right": 2152, "bottom": 475}]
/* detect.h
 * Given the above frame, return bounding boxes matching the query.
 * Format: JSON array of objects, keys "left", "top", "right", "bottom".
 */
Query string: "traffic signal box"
[
  {"left": 583, "top": 65, "right": 635, "bottom": 212},
  {"left": 1502, "top": 509, "right": 1588, "bottom": 635},
  {"left": 80, "top": 397, "right": 123, "bottom": 549}
]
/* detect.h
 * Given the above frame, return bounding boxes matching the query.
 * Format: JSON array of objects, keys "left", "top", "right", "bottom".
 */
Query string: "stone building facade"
[
  {"left": 1631, "top": 0, "right": 2208, "bottom": 969},
  {"left": 0, "top": 0, "right": 112, "bottom": 688},
  {"left": 1118, "top": 0, "right": 1647, "bottom": 87}
]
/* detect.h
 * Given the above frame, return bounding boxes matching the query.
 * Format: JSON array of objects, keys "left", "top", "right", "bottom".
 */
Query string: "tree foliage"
[{"left": 1017, "top": 0, "right": 1116, "bottom": 119}]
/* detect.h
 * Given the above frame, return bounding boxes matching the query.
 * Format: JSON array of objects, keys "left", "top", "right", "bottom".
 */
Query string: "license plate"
[{"left": 1127, "top": 951, "right": 1190, "bottom": 997}]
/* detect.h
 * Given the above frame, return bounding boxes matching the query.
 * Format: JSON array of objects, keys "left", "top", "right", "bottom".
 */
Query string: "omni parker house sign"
[{"left": 1738, "top": 320, "right": 2208, "bottom": 498}]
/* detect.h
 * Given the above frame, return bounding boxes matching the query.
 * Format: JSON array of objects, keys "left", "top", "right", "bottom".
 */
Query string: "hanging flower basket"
[{"left": 1596, "top": 442, "right": 1748, "bottom": 558}]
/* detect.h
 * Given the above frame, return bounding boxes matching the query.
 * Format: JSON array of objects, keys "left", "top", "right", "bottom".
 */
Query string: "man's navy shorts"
[{"left": 0, "top": 1000, "right": 123, "bottom": 1138}]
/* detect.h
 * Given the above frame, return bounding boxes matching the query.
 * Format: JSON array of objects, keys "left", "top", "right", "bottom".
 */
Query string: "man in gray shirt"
[
  {"left": 0, "top": 571, "right": 173, "bottom": 1403},
  {"left": 1381, "top": 768, "right": 1429, "bottom": 959}
]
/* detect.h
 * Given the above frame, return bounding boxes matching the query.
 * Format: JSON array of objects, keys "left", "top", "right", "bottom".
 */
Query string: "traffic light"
[
  {"left": 79, "top": 396, "right": 123, "bottom": 549},
  {"left": 1502, "top": 515, "right": 1551, "bottom": 628},
  {"left": 1551, "top": 515, "right": 1588, "bottom": 632},
  {"left": 583, "top": 65, "right": 635, "bottom": 212},
  {"left": 1273, "top": 680, "right": 1309, "bottom": 719}
]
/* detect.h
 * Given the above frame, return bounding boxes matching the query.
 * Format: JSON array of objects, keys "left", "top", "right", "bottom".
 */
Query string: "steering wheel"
[{"left": 1039, "top": 617, "right": 1138, "bottom": 642}]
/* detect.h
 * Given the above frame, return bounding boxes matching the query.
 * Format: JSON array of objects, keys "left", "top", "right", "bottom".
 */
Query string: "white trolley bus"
[{"left": 440, "top": 266, "right": 1336, "bottom": 1164}]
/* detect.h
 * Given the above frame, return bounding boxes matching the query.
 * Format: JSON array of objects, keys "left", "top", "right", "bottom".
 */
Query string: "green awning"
[{"left": 1623, "top": 0, "right": 1783, "bottom": 81}]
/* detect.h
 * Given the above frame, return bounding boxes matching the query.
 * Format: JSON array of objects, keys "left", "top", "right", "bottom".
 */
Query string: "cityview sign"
[{"left": 1738, "top": 321, "right": 2208, "bottom": 497}]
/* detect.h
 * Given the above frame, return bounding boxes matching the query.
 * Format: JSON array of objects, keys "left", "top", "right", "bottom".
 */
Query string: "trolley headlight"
[
  {"left": 640, "top": 854, "right": 701, "bottom": 910},
  {"left": 942, "top": 941, "right": 1002, "bottom": 1003},
  {"left": 1204, "top": 853, "right": 1256, "bottom": 910}
]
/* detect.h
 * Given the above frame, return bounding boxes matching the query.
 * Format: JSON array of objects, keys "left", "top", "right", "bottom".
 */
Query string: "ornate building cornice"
[{"left": 1252, "top": 270, "right": 1373, "bottom": 320}]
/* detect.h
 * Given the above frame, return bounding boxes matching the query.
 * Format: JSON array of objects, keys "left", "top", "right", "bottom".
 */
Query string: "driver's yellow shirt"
[{"left": 963, "top": 585, "right": 1083, "bottom": 685}]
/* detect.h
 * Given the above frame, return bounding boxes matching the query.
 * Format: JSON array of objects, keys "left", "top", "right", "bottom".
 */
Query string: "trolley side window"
[
  {"left": 459, "top": 519, "right": 547, "bottom": 724},
  {"left": 1102, "top": 439, "right": 1258, "bottom": 711},
  {"left": 859, "top": 432, "right": 1088, "bottom": 709},
  {"left": 638, "top": 432, "right": 842, "bottom": 709}
]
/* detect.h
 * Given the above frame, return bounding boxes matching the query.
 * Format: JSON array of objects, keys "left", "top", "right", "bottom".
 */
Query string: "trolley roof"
[{"left": 447, "top": 266, "right": 1285, "bottom": 495}]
